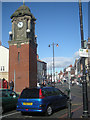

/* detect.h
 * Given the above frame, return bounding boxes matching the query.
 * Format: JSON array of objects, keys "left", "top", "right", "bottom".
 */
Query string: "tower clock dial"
[{"left": 17, "top": 21, "right": 23, "bottom": 28}]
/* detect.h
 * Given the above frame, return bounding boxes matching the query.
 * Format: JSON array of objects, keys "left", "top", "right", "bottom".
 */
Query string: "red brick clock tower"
[{"left": 8, "top": 4, "right": 37, "bottom": 92}]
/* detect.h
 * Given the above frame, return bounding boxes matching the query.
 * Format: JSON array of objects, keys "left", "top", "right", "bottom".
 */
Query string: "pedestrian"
[
  {"left": 9, "top": 79, "right": 14, "bottom": 91},
  {"left": 43, "top": 81, "right": 46, "bottom": 86},
  {"left": 41, "top": 81, "right": 46, "bottom": 87}
]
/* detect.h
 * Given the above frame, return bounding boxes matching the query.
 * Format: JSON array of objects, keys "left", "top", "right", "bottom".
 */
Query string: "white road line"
[
  {"left": 24, "top": 116, "right": 32, "bottom": 118},
  {"left": 0, "top": 111, "right": 21, "bottom": 118}
]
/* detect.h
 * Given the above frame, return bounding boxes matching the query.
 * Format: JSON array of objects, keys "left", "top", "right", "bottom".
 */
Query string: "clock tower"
[{"left": 8, "top": 4, "right": 37, "bottom": 92}]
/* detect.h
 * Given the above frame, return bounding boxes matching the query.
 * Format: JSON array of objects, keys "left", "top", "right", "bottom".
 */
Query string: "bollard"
[
  {"left": 65, "top": 89, "right": 72, "bottom": 118},
  {"left": 67, "top": 98, "right": 72, "bottom": 118}
]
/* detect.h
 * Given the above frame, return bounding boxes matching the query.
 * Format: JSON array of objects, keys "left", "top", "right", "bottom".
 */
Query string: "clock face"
[{"left": 17, "top": 22, "right": 23, "bottom": 28}]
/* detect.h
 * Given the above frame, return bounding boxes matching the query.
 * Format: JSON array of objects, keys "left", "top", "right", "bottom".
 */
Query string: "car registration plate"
[{"left": 23, "top": 102, "right": 33, "bottom": 105}]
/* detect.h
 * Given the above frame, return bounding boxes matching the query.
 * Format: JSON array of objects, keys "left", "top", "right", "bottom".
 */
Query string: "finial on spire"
[{"left": 23, "top": 0, "right": 25, "bottom": 5}]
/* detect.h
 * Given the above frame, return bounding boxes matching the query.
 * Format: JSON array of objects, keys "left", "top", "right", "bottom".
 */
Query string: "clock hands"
[
  {"left": 18, "top": 22, "right": 23, "bottom": 28},
  {"left": 19, "top": 22, "right": 21, "bottom": 26}
]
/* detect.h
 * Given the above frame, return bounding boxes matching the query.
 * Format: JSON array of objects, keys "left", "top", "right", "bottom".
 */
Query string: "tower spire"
[{"left": 23, "top": 0, "right": 25, "bottom": 5}]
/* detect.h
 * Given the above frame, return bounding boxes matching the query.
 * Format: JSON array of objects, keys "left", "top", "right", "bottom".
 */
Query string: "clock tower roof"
[{"left": 11, "top": 4, "right": 36, "bottom": 20}]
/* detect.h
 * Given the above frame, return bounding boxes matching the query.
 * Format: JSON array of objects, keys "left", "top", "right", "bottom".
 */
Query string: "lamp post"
[
  {"left": 56, "top": 71, "right": 58, "bottom": 83},
  {"left": 66, "top": 67, "right": 72, "bottom": 118},
  {"left": 48, "top": 42, "right": 59, "bottom": 87},
  {"left": 79, "top": 0, "right": 89, "bottom": 117}
]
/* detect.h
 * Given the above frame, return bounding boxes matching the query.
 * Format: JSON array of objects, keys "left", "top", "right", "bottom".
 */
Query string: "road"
[{"left": 1, "top": 83, "right": 89, "bottom": 119}]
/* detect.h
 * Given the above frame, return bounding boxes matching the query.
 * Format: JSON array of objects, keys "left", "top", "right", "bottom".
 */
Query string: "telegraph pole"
[{"left": 79, "top": 0, "right": 89, "bottom": 117}]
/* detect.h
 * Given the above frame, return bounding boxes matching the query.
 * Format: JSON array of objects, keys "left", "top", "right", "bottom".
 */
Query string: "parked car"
[
  {"left": 16, "top": 87, "right": 68, "bottom": 116},
  {"left": 0, "top": 89, "right": 19, "bottom": 113}
]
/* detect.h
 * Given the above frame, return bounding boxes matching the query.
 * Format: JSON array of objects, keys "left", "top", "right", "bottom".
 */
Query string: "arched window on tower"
[{"left": 18, "top": 52, "right": 20, "bottom": 62}]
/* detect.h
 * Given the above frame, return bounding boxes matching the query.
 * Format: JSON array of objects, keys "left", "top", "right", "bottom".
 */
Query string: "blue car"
[{"left": 17, "top": 87, "right": 68, "bottom": 116}]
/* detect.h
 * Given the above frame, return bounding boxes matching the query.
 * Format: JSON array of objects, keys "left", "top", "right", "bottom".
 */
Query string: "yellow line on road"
[{"left": 72, "top": 103, "right": 83, "bottom": 106}]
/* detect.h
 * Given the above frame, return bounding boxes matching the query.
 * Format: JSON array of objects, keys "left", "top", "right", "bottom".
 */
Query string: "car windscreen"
[{"left": 20, "top": 88, "right": 39, "bottom": 99}]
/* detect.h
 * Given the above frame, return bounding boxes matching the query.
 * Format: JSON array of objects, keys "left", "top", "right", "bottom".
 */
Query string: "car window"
[
  {"left": 54, "top": 88, "right": 63, "bottom": 96},
  {"left": 2, "top": 90, "right": 9, "bottom": 97},
  {"left": 42, "top": 89, "right": 50, "bottom": 96},
  {"left": 42, "top": 89, "right": 47, "bottom": 96},
  {"left": 8, "top": 90, "right": 16, "bottom": 97},
  {"left": 42, "top": 88, "right": 54, "bottom": 96},
  {"left": 20, "top": 88, "right": 39, "bottom": 98}
]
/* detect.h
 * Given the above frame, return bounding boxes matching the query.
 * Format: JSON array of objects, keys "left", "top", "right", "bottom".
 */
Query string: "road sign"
[
  {"left": 66, "top": 67, "right": 71, "bottom": 72},
  {"left": 79, "top": 48, "right": 90, "bottom": 57}
]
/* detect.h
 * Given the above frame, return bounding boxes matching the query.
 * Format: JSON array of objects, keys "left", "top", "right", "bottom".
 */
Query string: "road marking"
[
  {"left": 71, "top": 93, "right": 82, "bottom": 98},
  {"left": 58, "top": 104, "right": 83, "bottom": 118},
  {"left": 24, "top": 115, "right": 32, "bottom": 118},
  {"left": 72, "top": 103, "right": 83, "bottom": 106},
  {"left": 0, "top": 111, "right": 21, "bottom": 119}
]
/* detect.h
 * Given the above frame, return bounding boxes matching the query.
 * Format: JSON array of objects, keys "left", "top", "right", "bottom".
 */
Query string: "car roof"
[
  {"left": 23, "top": 87, "right": 55, "bottom": 90},
  {"left": 0, "top": 88, "right": 11, "bottom": 91},
  {"left": 41, "top": 87, "right": 55, "bottom": 89}
]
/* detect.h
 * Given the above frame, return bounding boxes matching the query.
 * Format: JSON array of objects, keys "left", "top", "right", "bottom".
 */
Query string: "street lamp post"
[
  {"left": 48, "top": 42, "right": 59, "bottom": 87},
  {"left": 66, "top": 67, "right": 72, "bottom": 118},
  {"left": 56, "top": 71, "right": 58, "bottom": 83}
]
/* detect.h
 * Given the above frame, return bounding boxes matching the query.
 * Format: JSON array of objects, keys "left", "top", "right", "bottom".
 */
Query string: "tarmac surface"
[
  {"left": 56, "top": 83, "right": 90, "bottom": 118},
  {"left": 72, "top": 85, "right": 90, "bottom": 118}
]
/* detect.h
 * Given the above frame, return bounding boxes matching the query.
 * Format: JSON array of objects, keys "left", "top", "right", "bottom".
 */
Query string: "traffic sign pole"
[{"left": 79, "top": 0, "right": 89, "bottom": 118}]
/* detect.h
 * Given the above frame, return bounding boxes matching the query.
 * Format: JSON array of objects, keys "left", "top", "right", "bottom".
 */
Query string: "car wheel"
[{"left": 45, "top": 105, "right": 53, "bottom": 116}]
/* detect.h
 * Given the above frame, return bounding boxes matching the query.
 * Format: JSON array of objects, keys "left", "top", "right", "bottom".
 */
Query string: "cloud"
[
  {"left": 42, "top": 57, "right": 73, "bottom": 69},
  {"left": 73, "top": 51, "right": 79, "bottom": 59},
  {"left": 42, "top": 51, "right": 79, "bottom": 70}
]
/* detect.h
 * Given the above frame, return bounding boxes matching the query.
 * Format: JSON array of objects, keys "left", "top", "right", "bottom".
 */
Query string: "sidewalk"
[
  {"left": 72, "top": 86, "right": 90, "bottom": 118},
  {"left": 72, "top": 101, "right": 90, "bottom": 118}
]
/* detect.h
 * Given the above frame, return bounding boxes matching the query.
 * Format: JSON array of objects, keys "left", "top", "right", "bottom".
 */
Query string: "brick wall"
[
  {"left": 29, "top": 44, "right": 37, "bottom": 87},
  {"left": 9, "top": 43, "right": 37, "bottom": 92}
]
